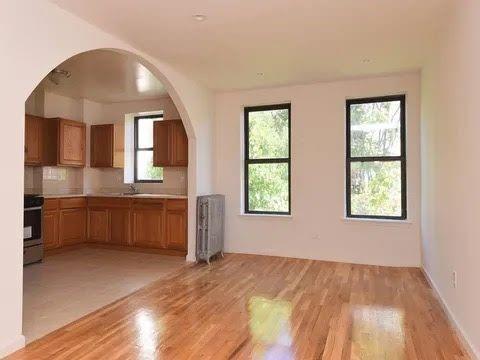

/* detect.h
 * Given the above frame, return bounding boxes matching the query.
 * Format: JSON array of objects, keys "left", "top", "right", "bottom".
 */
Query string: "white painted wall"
[
  {"left": 421, "top": 2, "right": 480, "bottom": 357},
  {"left": 0, "top": 0, "right": 213, "bottom": 356},
  {"left": 215, "top": 73, "right": 421, "bottom": 267}
]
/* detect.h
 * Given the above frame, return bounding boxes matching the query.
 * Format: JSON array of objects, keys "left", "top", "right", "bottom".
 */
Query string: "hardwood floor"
[{"left": 9, "top": 254, "right": 468, "bottom": 359}]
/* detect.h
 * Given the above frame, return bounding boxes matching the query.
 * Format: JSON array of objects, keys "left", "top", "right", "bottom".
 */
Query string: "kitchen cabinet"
[
  {"left": 132, "top": 199, "right": 165, "bottom": 249},
  {"left": 59, "top": 208, "right": 86, "bottom": 245},
  {"left": 58, "top": 118, "right": 86, "bottom": 167},
  {"left": 153, "top": 119, "right": 188, "bottom": 167},
  {"left": 87, "top": 209, "right": 109, "bottom": 243},
  {"left": 109, "top": 208, "right": 130, "bottom": 245},
  {"left": 90, "top": 123, "right": 124, "bottom": 168},
  {"left": 43, "top": 210, "right": 59, "bottom": 250},
  {"left": 165, "top": 199, "right": 187, "bottom": 251},
  {"left": 43, "top": 196, "right": 186, "bottom": 255},
  {"left": 24, "top": 116, "right": 86, "bottom": 167},
  {"left": 87, "top": 197, "right": 131, "bottom": 245},
  {"left": 25, "top": 115, "right": 43, "bottom": 165}
]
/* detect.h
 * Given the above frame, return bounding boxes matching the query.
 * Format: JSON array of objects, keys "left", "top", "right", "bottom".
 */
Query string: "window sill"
[
  {"left": 239, "top": 213, "right": 293, "bottom": 219},
  {"left": 341, "top": 217, "right": 412, "bottom": 225}
]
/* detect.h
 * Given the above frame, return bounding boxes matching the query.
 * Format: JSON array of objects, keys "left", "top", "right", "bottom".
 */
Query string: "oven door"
[{"left": 24, "top": 207, "right": 42, "bottom": 246}]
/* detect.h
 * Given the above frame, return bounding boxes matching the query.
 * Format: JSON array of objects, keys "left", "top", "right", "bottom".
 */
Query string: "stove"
[{"left": 24, "top": 194, "right": 44, "bottom": 265}]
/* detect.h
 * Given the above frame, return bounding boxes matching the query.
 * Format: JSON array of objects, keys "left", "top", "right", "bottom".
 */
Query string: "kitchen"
[{"left": 23, "top": 49, "right": 189, "bottom": 342}]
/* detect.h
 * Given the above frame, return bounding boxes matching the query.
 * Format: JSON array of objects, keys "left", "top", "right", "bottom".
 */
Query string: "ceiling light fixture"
[
  {"left": 193, "top": 14, "right": 207, "bottom": 22},
  {"left": 257, "top": 72, "right": 264, "bottom": 76},
  {"left": 361, "top": 59, "right": 371, "bottom": 64}
]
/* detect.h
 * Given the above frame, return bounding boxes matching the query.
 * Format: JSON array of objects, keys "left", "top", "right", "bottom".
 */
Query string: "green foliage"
[
  {"left": 350, "top": 101, "right": 402, "bottom": 216},
  {"left": 146, "top": 160, "right": 163, "bottom": 180},
  {"left": 351, "top": 162, "right": 401, "bottom": 216},
  {"left": 248, "top": 109, "right": 289, "bottom": 212}
]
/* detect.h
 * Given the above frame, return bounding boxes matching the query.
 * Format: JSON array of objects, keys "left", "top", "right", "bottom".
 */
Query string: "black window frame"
[
  {"left": 134, "top": 114, "right": 164, "bottom": 183},
  {"left": 346, "top": 94, "right": 407, "bottom": 220},
  {"left": 244, "top": 103, "right": 291, "bottom": 215}
]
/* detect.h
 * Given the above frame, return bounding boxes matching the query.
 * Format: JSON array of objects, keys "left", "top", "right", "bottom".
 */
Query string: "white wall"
[
  {"left": 421, "top": 2, "right": 480, "bottom": 357},
  {"left": 0, "top": 0, "right": 214, "bottom": 356},
  {"left": 215, "top": 73, "right": 421, "bottom": 267}
]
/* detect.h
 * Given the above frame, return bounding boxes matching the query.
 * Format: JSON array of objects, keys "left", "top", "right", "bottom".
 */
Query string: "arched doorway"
[{"left": 21, "top": 47, "right": 203, "bottom": 343}]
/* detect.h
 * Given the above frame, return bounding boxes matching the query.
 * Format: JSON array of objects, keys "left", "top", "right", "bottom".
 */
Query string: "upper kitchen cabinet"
[
  {"left": 90, "top": 123, "right": 124, "bottom": 168},
  {"left": 24, "top": 115, "right": 43, "bottom": 165},
  {"left": 24, "top": 116, "right": 86, "bottom": 167},
  {"left": 153, "top": 119, "right": 188, "bottom": 167},
  {"left": 58, "top": 118, "right": 86, "bottom": 167}
]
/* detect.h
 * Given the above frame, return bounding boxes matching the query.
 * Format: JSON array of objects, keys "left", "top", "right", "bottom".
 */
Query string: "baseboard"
[
  {"left": 422, "top": 268, "right": 479, "bottom": 359},
  {"left": 0, "top": 334, "right": 25, "bottom": 358}
]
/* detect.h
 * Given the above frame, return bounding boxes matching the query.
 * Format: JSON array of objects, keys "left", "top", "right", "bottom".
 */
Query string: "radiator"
[{"left": 196, "top": 194, "right": 225, "bottom": 264}]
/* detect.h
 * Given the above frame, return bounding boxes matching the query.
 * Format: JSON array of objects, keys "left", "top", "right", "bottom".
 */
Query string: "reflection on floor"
[
  {"left": 14, "top": 254, "right": 469, "bottom": 359},
  {"left": 23, "top": 247, "right": 185, "bottom": 343}
]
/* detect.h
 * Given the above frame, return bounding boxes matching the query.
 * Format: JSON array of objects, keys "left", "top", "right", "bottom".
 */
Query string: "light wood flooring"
[{"left": 10, "top": 254, "right": 469, "bottom": 359}]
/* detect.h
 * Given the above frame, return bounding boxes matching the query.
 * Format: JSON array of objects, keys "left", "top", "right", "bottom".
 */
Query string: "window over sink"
[{"left": 134, "top": 114, "right": 164, "bottom": 183}]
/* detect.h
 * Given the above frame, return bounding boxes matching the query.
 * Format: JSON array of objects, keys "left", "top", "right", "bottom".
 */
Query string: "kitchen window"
[
  {"left": 134, "top": 114, "right": 163, "bottom": 183},
  {"left": 244, "top": 103, "right": 291, "bottom": 215},
  {"left": 346, "top": 95, "right": 406, "bottom": 220}
]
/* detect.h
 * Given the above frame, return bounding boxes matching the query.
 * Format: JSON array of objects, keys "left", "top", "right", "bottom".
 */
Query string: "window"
[
  {"left": 346, "top": 95, "right": 406, "bottom": 219},
  {"left": 244, "top": 103, "right": 291, "bottom": 215},
  {"left": 134, "top": 114, "right": 163, "bottom": 183}
]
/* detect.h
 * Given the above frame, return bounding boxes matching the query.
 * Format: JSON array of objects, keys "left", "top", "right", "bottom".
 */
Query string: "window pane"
[
  {"left": 248, "top": 162, "right": 289, "bottom": 213},
  {"left": 248, "top": 108, "right": 289, "bottom": 159},
  {"left": 350, "top": 100, "right": 401, "bottom": 157},
  {"left": 350, "top": 161, "right": 401, "bottom": 217},
  {"left": 136, "top": 150, "right": 163, "bottom": 181},
  {"left": 137, "top": 117, "right": 161, "bottom": 148}
]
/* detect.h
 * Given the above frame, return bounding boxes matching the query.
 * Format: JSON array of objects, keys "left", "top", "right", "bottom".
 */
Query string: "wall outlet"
[{"left": 452, "top": 271, "right": 457, "bottom": 289}]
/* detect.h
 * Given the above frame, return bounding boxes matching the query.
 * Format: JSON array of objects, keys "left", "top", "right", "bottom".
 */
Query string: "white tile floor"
[{"left": 23, "top": 247, "right": 185, "bottom": 343}]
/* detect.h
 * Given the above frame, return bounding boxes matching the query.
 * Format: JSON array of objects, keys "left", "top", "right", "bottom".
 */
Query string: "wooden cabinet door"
[
  {"left": 153, "top": 120, "right": 171, "bottom": 167},
  {"left": 90, "top": 124, "right": 113, "bottom": 167},
  {"left": 88, "top": 209, "right": 109, "bottom": 243},
  {"left": 43, "top": 210, "right": 59, "bottom": 250},
  {"left": 109, "top": 208, "right": 130, "bottom": 245},
  {"left": 59, "top": 208, "right": 86, "bottom": 246},
  {"left": 165, "top": 210, "right": 187, "bottom": 251},
  {"left": 58, "top": 118, "right": 86, "bottom": 167},
  {"left": 132, "top": 208, "right": 164, "bottom": 248},
  {"left": 25, "top": 115, "right": 42, "bottom": 165},
  {"left": 171, "top": 120, "right": 188, "bottom": 166}
]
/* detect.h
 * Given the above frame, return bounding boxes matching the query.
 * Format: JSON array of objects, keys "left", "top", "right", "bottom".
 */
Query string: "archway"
[{"left": 20, "top": 47, "right": 207, "bottom": 346}]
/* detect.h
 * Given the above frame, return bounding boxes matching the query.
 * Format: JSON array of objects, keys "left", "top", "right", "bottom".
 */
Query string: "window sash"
[
  {"left": 134, "top": 114, "right": 163, "bottom": 183},
  {"left": 345, "top": 95, "right": 406, "bottom": 220},
  {"left": 244, "top": 103, "right": 291, "bottom": 215}
]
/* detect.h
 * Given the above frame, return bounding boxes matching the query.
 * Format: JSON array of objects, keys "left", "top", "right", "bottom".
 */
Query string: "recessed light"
[
  {"left": 256, "top": 72, "right": 264, "bottom": 76},
  {"left": 193, "top": 14, "right": 207, "bottom": 22}
]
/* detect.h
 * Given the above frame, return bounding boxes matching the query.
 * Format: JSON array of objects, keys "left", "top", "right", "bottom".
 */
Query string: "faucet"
[{"left": 128, "top": 183, "right": 139, "bottom": 194}]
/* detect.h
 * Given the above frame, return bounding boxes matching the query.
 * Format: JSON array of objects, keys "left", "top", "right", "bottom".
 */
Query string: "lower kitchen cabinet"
[
  {"left": 166, "top": 210, "right": 187, "bottom": 250},
  {"left": 109, "top": 208, "right": 130, "bottom": 245},
  {"left": 43, "top": 210, "right": 59, "bottom": 250},
  {"left": 87, "top": 208, "right": 109, "bottom": 243},
  {"left": 59, "top": 207, "right": 87, "bottom": 246},
  {"left": 44, "top": 196, "right": 187, "bottom": 255}
]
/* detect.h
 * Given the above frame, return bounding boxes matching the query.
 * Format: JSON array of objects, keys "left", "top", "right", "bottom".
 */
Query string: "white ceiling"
[
  {"left": 40, "top": 49, "right": 167, "bottom": 103},
  {"left": 50, "top": 0, "right": 452, "bottom": 91}
]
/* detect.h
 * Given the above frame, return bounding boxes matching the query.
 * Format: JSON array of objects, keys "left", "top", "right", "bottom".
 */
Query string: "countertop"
[{"left": 42, "top": 193, "right": 188, "bottom": 199}]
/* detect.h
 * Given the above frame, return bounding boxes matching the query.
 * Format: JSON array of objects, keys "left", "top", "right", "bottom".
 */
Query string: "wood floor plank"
[{"left": 8, "top": 254, "right": 470, "bottom": 359}]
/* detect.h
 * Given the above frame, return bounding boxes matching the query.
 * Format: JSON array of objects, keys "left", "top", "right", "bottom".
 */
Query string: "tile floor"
[{"left": 23, "top": 247, "right": 185, "bottom": 342}]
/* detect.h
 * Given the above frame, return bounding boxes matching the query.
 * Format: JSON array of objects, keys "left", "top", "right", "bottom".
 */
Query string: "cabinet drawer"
[
  {"left": 59, "top": 197, "right": 86, "bottom": 209},
  {"left": 88, "top": 197, "right": 131, "bottom": 208},
  {"left": 44, "top": 198, "right": 59, "bottom": 211},
  {"left": 132, "top": 198, "right": 165, "bottom": 209},
  {"left": 166, "top": 199, "right": 187, "bottom": 211}
]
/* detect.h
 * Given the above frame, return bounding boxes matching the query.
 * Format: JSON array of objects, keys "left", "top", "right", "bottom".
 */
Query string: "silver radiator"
[{"left": 196, "top": 194, "right": 225, "bottom": 264}]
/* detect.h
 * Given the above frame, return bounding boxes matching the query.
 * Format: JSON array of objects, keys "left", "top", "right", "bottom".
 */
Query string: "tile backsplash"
[{"left": 25, "top": 166, "right": 187, "bottom": 196}]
